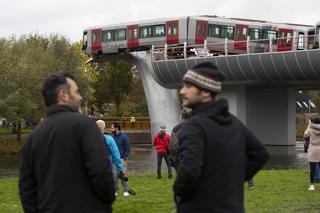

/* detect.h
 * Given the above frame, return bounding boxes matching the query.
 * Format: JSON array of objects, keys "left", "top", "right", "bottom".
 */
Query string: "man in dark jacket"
[
  {"left": 19, "top": 73, "right": 115, "bottom": 213},
  {"left": 173, "top": 62, "right": 269, "bottom": 213},
  {"left": 111, "top": 122, "right": 131, "bottom": 196}
]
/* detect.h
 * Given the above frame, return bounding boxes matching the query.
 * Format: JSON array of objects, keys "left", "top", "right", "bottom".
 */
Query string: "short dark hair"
[
  {"left": 41, "top": 72, "right": 74, "bottom": 107},
  {"left": 112, "top": 122, "right": 121, "bottom": 131}
]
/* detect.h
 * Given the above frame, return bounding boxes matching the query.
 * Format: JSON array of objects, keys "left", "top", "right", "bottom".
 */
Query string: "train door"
[
  {"left": 195, "top": 20, "right": 208, "bottom": 44},
  {"left": 91, "top": 29, "right": 102, "bottom": 54},
  {"left": 127, "top": 25, "right": 139, "bottom": 48},
  {"left": 166, "top": 20, "right": 179, "bottom": 45},
  {"left": 277, "top": 28, "right": 293, "bottom": 51},
  {"left": 234, "top": 24, "right": 248, "bottom": 50}
]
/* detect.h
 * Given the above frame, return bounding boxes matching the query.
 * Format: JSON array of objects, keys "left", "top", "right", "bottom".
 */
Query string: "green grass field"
[{"left": 1, "top": 170, "right": 320, "bottom": 213}]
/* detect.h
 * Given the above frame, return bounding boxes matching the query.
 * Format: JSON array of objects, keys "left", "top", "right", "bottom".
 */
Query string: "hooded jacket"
[
  {"left": 19, "top": 105, "right": 115, "bottom": 213},
  {"left": 173, "top": 99, "right": 269, "bottom": 213},
  {"left": 153, "top": 132, "right": 171, "bottom": 153},
  {"left": 304, "top": 121, "right": 320, "bottom": 162}
]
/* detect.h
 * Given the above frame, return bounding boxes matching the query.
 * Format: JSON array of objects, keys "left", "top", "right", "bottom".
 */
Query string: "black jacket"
[
  {"left": 19, "top": 105, "right": 115, "bottom": 213},
  {"left": 173, "top": 99, "right": 269, "bottom": 213}
]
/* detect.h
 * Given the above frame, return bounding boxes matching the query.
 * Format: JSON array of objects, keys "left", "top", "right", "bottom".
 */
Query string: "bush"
[{"left": 0, "top": 138, "right": 25, "bottom": 154}]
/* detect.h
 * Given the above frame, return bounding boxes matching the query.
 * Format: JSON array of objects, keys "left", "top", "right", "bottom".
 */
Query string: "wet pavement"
[{"left": 0, "top": 141, "right": 309, "bottom": 179}]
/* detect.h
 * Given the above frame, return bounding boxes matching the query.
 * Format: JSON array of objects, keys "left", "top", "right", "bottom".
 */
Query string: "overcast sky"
[{"left": 1, "top": 0, "right": 319, "bottom": 42}]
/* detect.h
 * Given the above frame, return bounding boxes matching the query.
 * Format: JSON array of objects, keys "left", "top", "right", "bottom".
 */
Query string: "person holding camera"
[
  {"left": 96, "top": 120, "right": 125, "bottom": 195},
  {"left": 111, "top": 122, "right": 131, "bottom": 196}
]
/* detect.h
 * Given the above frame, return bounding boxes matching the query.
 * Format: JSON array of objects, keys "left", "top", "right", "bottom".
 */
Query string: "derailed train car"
[{"left": 82, "top": 15, "right": 319, "bottom": 57}]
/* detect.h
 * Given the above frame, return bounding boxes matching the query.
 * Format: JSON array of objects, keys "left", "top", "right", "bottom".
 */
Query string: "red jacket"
[{"left": 153, "top": 133, "right": 170, "bottom": 153}]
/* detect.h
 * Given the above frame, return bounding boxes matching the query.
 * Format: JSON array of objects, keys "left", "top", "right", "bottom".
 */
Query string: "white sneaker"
[
  {"left": 308, "top": 185, "right": 315, "bottom": 191},
  {"left": 123, "top": 192, "right": 129, "bottom": 197}
]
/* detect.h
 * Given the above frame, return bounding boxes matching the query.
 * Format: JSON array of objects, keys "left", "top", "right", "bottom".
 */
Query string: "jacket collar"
[
  {"left": 191, "top": 98, "right": 231, "bottom": 124},
  {"left": 47, "top": 104, "right": 78, "bottom": 116}
]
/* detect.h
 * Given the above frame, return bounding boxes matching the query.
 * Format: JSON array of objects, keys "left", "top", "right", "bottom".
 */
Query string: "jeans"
[
  {"left": 114, "top": 159, "right": 128, "bottom": 193},
  {"left": 157, "top": 152, "right": 172, "bottom": 178}
]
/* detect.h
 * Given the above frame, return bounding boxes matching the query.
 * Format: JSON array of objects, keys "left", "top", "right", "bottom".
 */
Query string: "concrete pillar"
[
  {"left": 219, "top": 86, "right": 295, "bottom": 145},
  {"left": 246, "top": 88, "right": 296, "bottom": 145},
  {"left": 219, "top": 86, "right": 247, "bottom": 124},
  {"left": 130, "top": 52, "right": 180, "bottom": 139}
]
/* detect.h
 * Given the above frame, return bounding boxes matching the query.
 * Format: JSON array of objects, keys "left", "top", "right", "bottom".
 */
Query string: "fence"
[
  {"left": 152, "top": 34, "right": 320, "bottom": 61},
  {"left": 94, "top": 117, "right": 150, "bottom": 130}
]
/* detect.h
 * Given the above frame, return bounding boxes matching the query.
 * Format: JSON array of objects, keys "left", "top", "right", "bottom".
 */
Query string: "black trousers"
[
  {"left": 310, "top": 162, "right": 318, "bottom": 183},
  {"left": 157, "top": 152, "right": 172, "bottom": 178}
]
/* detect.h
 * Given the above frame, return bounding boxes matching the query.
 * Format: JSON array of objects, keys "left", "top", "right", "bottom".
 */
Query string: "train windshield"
[{"left": 82, "top": 31, "right": 88, "bottom": 50}]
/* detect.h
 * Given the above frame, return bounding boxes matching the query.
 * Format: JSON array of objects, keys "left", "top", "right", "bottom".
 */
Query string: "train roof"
[
  {"left": 197, "top": 15, "right": 313, "bottom": 30},
  {"left": 84, "top": 15, "right": 315, "bottom": 31},
  {"left": 84, "top": 16, "right": 189, "bottom": 31}
]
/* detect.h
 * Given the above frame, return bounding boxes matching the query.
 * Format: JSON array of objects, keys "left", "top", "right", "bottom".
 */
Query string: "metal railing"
[
  {"left": 151, "top": 34, "right": 320, "bottom": 61},
  {"left": 93, "top": 117, "right": 150, "bottom": 130}
]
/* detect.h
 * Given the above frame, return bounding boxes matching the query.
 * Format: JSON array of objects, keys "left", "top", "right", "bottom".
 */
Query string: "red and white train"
[{"left": 82, "top": 15, "right": 320, "bottom": 56}]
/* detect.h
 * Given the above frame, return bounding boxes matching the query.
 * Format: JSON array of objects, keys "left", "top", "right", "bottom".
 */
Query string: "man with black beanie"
[{"left": 173, "top": 62, "right": 269, "bottom": 213}]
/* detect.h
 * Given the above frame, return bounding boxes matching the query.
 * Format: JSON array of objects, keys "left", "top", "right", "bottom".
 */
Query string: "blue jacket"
[
  {"left": 112, "top": 132, "right": 130, "bottom": 160},
  {"left": 103, "top": 134, "right": 124, "bottom": 172}
]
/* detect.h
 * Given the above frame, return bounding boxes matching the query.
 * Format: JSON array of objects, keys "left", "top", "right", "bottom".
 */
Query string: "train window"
[
  {"left": 128, "top": 29, "right": 132, "bottom": 40},
  {"left": 92, "top": 32, "right": 96, "bottom": 42},
  {"left": 115, "top": 29, "right": 126, "bottom": 41},
  {"left": 196, "top": 22, "right": 206, "bottom": 36},
  {"left": 221, "top": 26, "right": 234, "bottom": 39},
  {"left": 153, "top": 25, "right": 165, "bottom": 37},
  {"left": 208, "top": 24, "right": 221, "bottom": 38},
  {"left": 133, "top": 28, "right": 138, "bottom": 39},
  {"left": 279, "top": 32, "right": 286, "bottom": 44},
  {"left": 286, "top": 32, "right": 292, "bottom": 46},
  {"left": 262, "top": 30, "right": 277, "bottom": 44},
  {"left": 173, "top": 23, "right": 178, "bottom": 36},
  {"left": 298, "top": 32, "right": 304, "bottom": 50},
  {"left": 140, "top": 26, "right": 152, "bottom": 38},
  {"left": 82, "top": 31, "right": 88, "bottom": 50},
  {"left": 167, "top": 23, "right": 172, "bottom": 36},
  {"left": 102, "top": 30, "right": 114, "bottom": 42},
  {"left": 308, "top": 30, "right": 315, "bottom": 49},
  {"left": 249, "top": 28, "right": 262, "bottom": 40},
  {"left": 242, "top": 28, "right": 247, "bottom": 40}
]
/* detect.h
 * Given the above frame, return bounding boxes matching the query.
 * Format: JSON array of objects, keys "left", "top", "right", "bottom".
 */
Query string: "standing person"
[
  {"left": 96, "top": 120, "right": 125, "bottom": 194},
  {"left": 19, "top": 73, "right": 115, "bottom": 213},
  {"left": 168, "top": 108, "right": 192, "bottom": 172},
  {"left": 153, "top": 125, "right": 173, "bottom": 179},
  {"left": 303, "top": 116, "right": 320, "bottom": 191},
  {"left": 111, "top": 122, "right": 131, "bottom": 196},
  {"left": 174, "top": 62, "right": 269, "bottom": 213}
]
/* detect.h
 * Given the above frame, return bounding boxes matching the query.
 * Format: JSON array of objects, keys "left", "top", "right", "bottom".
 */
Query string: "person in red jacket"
[{"left": 153, "top": 125, "right": 172, "bottom": 179}]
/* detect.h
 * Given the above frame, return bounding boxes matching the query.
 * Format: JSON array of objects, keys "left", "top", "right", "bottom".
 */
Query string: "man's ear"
[
  {"left": 201, "top": 90, "right": 211, "bottom": 98},
  {"left": 57, "top": 88, "right": 68, "bottom": 104}
]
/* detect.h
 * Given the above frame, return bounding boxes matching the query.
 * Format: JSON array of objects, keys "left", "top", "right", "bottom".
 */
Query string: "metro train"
[{"left": 82, "top": 15, "right": 320, "bottom": 57}]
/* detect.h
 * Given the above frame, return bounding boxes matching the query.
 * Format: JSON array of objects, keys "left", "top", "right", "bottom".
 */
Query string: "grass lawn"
[
  {"left": 0, "top": 128, "right": 11, "bottom": 134},
  {"left": 1, "top": 170, "right": 320, "bottom": 213}
]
